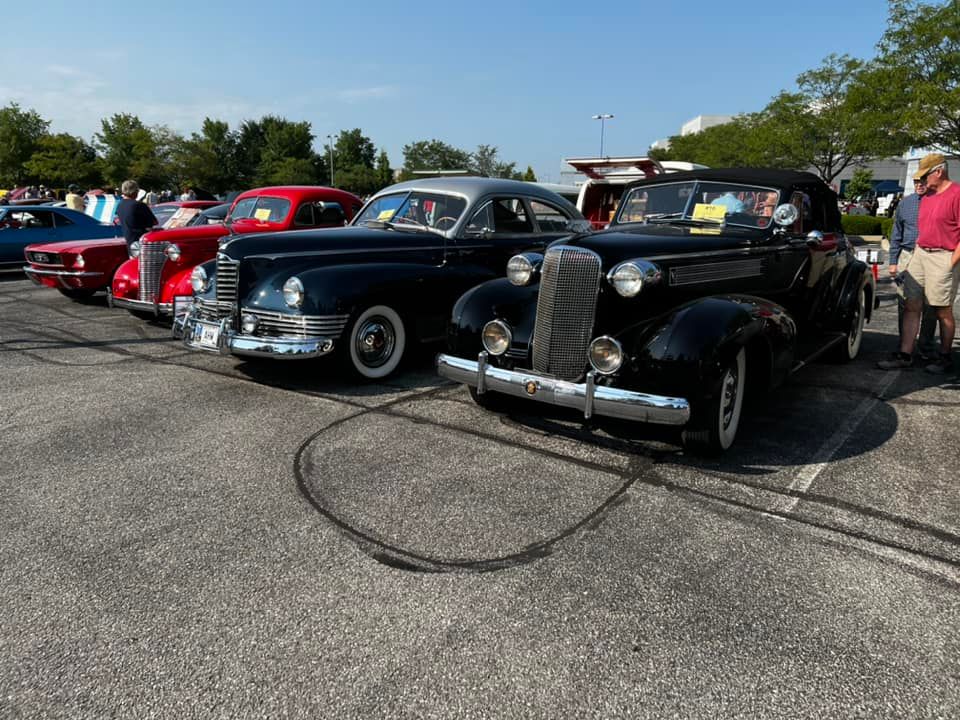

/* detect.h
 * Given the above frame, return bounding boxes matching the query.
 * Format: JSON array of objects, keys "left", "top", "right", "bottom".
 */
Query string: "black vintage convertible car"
[
  {"left": 437, "top": 168, "right": 877, "bottom": 453},
  {"left": 175, "top": 178, "right": 590, "bottom": 379}
]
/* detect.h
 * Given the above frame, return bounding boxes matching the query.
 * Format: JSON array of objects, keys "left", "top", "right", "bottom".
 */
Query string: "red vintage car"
[
  {"left": 22, "top": 200, "right": 221, "bottom": 300},
  {"left": 110, "top": 186, "right": 363, "bottom": 317}
]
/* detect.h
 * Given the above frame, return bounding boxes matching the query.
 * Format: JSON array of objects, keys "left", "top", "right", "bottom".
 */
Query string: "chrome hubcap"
[{"left": 355, "top": 318, "right": 395, "bottom": 368}]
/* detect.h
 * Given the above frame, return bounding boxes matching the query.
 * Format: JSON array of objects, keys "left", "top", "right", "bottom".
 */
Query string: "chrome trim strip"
[
  {"left": 243, "top": 245, "right": 448, "bottom": 261},
  {"left": 642, "top": 244, "right": 794, "bottom": 262},
  {"left": 22, "top": 266, "right": 104, "bottom": 278},
  {"left": 437, "top": 352, "right": 690, "bottom": 426}
]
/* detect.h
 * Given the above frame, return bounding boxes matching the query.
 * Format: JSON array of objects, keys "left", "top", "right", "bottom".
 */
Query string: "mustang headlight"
[
  {"left": 74, "top": 254, "right": 85, "bottom": 268},
  {"left": 283, "top": 276, "right": 304, "bottom": 308},
  {"left": 189, "top": 266, "right": 207, "bottom": 293},
  {"left": 481, "top": 320, "right": 512, "bottom": 356},
  {"left": 165, "top": 243, "right": 181, "bottom": 261},
  {"left": 129, "top": 241, "right": 140, "bottom": 259},
  {"left": 588, "top": 336, "right": 623, "bottom": 375},
  {"left": 506, "top": 254, "right": 540, "bottom": 286},
  {"left": 609, "top": 262, "right": 644, "bottom": 297}
]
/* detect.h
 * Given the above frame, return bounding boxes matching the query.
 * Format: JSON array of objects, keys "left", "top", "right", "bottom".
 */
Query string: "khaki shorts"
[{"left": 902, "top": 246, "right": 960, "bottom": 307}]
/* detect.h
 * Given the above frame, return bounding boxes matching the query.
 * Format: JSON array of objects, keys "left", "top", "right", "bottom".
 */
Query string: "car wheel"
[
  {"left": 346, "top": 305, "right": 406, "bottom": 380},
  {"left": 56, "top": 288, "right": 97, "bottom": 301},
  {"left": 832, "top": 283, "right": 866, "bottom": 362},
  {"left": 681, "top": 347, "right": 746, "bottom": 454}
]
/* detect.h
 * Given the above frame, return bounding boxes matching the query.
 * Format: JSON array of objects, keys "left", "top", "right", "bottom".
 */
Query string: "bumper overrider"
[
  {"left": 436, "top": 352, "right": 691, "bottom": 426},
  {"left": 174, "top": 306, "right": 337, "bottom": 360}
]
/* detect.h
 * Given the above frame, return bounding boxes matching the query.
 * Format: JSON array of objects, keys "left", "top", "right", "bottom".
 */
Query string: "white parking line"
[{"left": 779, "top": 369, "right": 902, "bottom": 514}]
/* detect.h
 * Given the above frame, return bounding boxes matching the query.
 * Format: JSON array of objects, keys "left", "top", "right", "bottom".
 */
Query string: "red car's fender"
[
  {"left": 112, "top": 257, "right": 140, "bottom": 300},
  {"left": 24, "top": 238, "right": 128, "bottom": 291}
]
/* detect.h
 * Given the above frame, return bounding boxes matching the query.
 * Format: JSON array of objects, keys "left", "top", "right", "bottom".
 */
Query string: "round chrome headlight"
[
  {"left": 165, "top": 243, "right": 181, "bottom": 261},
  {"left": 506, "top": 255, "right": 535, "bottom": 286},
  {"left": 481, "top": 320, "right": 512, "bottom": 356},
  {"left": 129, "top": 241, "right": 140, "bottom": 259},
  {"left": 240, "top": 313, "right": 259, "bottom": 335},
  {"left": 773, "top": 203, "right": 799, "bottom": 227},
  {"left": 609, "top": 262, "right": 644, "bottom": 297},
  {"left": 588, "top": 336, "right": 623, "bottom": 375},
  {"left": 189, "top": 266, "right": 207, "bottom": 293},
  {"left": 74, "top": 254, "right": 85, "bottom": 268},
  {"left": 283, "top": 276, "right": 304, "bottom": 308}
]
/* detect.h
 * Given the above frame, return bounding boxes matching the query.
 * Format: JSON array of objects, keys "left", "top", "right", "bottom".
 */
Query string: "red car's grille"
[{"left": 27, "top": 251, "right": 62, "bottom": 266}]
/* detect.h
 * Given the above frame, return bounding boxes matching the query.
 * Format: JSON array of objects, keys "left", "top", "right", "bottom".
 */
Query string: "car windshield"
[
  {"left": 615, "top": 181, "right": 781, "bottom": 229},
  {"left": 353, "top": 191, "right": 467, "bottom": 231},
  {"left": 229, "top": 196, "right": 291, "bottom": 223},
  {"left": 152, "top": 205, "right": 179, "bottom": 227}
]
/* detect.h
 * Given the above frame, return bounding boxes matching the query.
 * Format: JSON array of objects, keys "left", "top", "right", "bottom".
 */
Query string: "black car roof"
[{"left": 626, "top": 167, "right": 826, "bottom": 190}]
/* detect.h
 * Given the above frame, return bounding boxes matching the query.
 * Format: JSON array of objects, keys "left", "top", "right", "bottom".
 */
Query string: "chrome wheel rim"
[
  {"left": 354, "top": 317, "right": 395, "bottom": 368},
  {"left": 721, "top": 365, "right": 740, "bottom": 429}
]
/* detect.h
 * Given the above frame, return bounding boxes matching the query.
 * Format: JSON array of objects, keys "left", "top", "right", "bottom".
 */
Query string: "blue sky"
[{"left": 1, "top": 0, "right": 892, "bottom": 183}]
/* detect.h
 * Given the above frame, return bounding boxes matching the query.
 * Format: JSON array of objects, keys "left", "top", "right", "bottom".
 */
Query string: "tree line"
[
  {"left": 651, "top": 0, "right": 958, "bottom": 184},
  {"left": 0, "top": 109, "right": 537, "bottom": 196}
]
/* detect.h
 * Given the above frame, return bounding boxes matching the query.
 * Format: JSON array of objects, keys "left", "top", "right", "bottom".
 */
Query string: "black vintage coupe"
[
  {"left": 437, "top": 169, "right": 877, "bottom": 453},
  {"left": 175, "top": 178, "right": 590, "bottom": 378}
]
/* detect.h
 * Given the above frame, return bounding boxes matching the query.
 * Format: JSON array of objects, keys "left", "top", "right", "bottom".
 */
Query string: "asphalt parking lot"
[{"left": 1, "top": 274, "right": 957, "bottom": 719}]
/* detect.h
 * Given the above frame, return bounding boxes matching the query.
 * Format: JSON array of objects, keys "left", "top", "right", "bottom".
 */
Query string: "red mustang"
[
  {"left": 110, "top": 186, "right": 363, "bottom": 317},
  {"left": 22, "top": 200, "right": 220, "bottom": 301}
]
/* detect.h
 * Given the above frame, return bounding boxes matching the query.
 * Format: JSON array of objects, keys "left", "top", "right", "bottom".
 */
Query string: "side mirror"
[
  {"left": 464, "top": 226, "right": 492, "bottom": 239},
  {"left": 565, "top": 219, "right": 593, "bottom": 234}
]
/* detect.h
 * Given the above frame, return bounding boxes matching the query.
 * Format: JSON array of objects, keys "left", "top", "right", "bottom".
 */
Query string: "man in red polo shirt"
[{"left": 880, "top": 153, "right": 960, "bottom": 373}]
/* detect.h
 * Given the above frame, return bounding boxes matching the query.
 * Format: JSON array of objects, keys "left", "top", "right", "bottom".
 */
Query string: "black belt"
[{"left": 918, "top": 246, "right": 950, "bottom": 253}]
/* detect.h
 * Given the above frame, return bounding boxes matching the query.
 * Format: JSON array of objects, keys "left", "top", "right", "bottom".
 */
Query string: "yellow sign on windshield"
[
  {"left": 377, "top": 209, "right": 396, "bottom": 221},
  {"left": 254, "top": 208, "right": 272, "bottom": 221},
  {"left": 691, "top": 203, "right": 727, "bottom": 222}
]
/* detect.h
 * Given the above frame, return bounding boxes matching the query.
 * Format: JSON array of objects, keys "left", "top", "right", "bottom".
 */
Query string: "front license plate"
[{"left": 194, "top": 320, "right": 220, "bottom": 349}]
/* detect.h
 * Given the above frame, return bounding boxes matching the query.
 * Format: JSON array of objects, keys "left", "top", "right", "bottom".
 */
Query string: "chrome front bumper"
[
  {"left": 23, "top": 266, "right": 104, "bottom": 287},
  {"left": 436, "top": 352, "right": 691, "bottom": 426},
  {"left": 175, "top": 309, "right": 337, "bottom": 359},
  {"left": 109, "top": 294, "right": 173, "bottom": 315}
]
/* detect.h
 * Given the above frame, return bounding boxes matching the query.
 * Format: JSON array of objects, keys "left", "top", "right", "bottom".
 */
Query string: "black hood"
[
  {"left": 219, "top": 225, "right": 442, "bottom": 261},
  {"left": 557, "top": 222, "right": 767, "bottom": 265}
]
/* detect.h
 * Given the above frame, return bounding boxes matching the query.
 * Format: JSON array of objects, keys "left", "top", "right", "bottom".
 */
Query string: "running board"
[{"left": 790, "top": 333, "right": 846, "bottom": 373}]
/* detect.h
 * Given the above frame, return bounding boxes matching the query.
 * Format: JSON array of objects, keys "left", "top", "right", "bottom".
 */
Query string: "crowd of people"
[{"left": 878, "top": 153, "right": 960, "bottom": 374}]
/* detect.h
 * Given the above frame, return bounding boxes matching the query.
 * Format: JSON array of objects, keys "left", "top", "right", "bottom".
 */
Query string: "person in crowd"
[
  {"left": 65, "top": 184, "right": 85, "bottom": 211},
  {"left": 144, "top": 188, "right": 159, "bottom": 206},
  {"left": 879, "top": 153, "right": 960, "bottom": 373},
  {"left": 116, "top": 179, "right": 158, "bottom": 252},
  {"left": 887, "top": 176, "right": 938, "bottom": 359},
  {"left": 180, "top": 186, "right": 196, "bottom": 201}
]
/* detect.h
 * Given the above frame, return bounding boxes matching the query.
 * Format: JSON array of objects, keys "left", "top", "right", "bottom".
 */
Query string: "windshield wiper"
[{"left": 644, "top": 212, "right": 684, "bottom": 221}]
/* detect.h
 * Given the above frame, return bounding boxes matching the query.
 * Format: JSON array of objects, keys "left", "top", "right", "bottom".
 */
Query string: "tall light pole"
[
  {"left": 591, "top": 114, "right": 614, "bottom": 157},
  {"left": 327, "top": 133, "right": 335, "bottom": 187}
]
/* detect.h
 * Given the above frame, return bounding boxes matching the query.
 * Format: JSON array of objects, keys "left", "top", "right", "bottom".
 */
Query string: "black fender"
[
  {"left": 448, "top": 278, "right": 540, "bottom": 358},
  {"left": 835, "top": 259, "right": 874, "bottom": 327},
  {"left": 614, "top": 295, "right": 797, "bottom": 402}
]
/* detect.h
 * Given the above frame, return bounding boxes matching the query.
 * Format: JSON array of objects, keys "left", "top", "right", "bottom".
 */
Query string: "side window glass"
[
  {"left": 790, "top": 192, "right": 811, "bottom": 233},
  {"left": 529, "top": 200, "right": 569, "bottom": 232},
  {"left": 53, "top": 212, "right": 74, "bottom": 227},
  {"left": 293, "top": 203, "right": 314, "bottom": 226},
  {"left": 465, "top": 201, "right": 494, "bottom": 234},
  {"left": 315, "top": 202, "right": 345, "bottom": 225},
  {"left": 490, "top": 198, "right": 533, "bottom": 234}
]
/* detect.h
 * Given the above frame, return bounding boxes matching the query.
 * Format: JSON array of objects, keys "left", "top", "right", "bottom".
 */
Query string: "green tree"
[
  {"left": 376, "top": 149, "right": 393, "bottom": 189},
  {"left": 334, "top": 129, "right": 376, "bottom": 170},
  {"left": 174, "top": 118, "right": 238, "bottom": 195},
  {"left": 866, "top": 0, "right": 960, "bottom": 153},
  {"left": 95, "top": 114, "right": 180, "bottom": 189},
  {"left": 24, "top": 133, "right": 100, "bottom": 187},
  {"left": 255, "top": 117, "right": 318, "bottom": 186},
  {"left": 764, "top": 54, "right": 909, "bottom": 183},
  {"left": 400, "top": 139, "right": 473, "bottom": 180},
  {"left": 845, "top": 167, "right": 875, "bottom": 198},
  {"left": 471, "top": 144, "right": 518, "bottom": 178},
  {"left": 0, "top": 103, "right": 49, "bottom": 186},
  {"left": 653, "top": 114, "right": 801, "bottom": 168},
  {"left": 522, "top": 166, "right": 537, "bottom": 182}
]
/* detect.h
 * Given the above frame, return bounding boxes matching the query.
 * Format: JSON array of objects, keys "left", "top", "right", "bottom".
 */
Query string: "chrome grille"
[
  {"left": 215, "top": 254, "right": 239, "bottom": 305},
  {"left": 138, "top": 242, "right": 166, "bottom": 302},
  {"left": 532, "top": 246, "right": 602, "bottom": 381},
  {"left": 195, "top": 297, "right": 234, "bottom": 322},
  {"left": 241, "top": 308, "right": 349, "bottom": 338}
]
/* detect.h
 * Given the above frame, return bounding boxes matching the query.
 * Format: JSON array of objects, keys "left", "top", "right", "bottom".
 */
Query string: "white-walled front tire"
[{"left": 346, "top": 305, "right": 406, "bottom": 380}]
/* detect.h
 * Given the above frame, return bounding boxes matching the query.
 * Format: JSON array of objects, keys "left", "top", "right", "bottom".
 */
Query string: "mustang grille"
[
  {"left": 669, "top": 258, "right": 765, "bottom": 286},
  {"left": 138, "top": 242, "right": 166, "bottom": 302},
  {"left": 531, "top": 246, "right": 602, "bottom": 382},
  {"left": 241, "top": 308, "right": 350, "bottom": 339},
  {"left": 215, "top": 254, "right": 239, "bottom": 305},
  {"left": 28, "top": 251, "right": 62, "bottom": 266}
]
